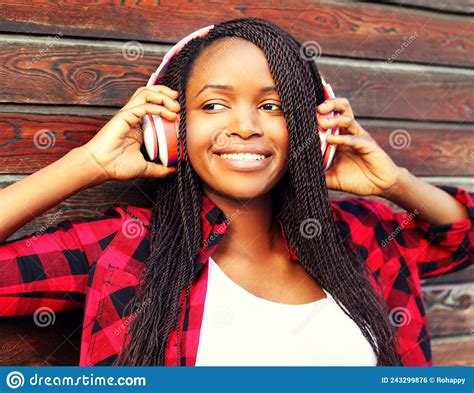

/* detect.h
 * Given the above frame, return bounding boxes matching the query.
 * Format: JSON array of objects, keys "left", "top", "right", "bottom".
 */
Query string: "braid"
[{"left": 113, "top": 17, "right": 402, "bottom": 366}]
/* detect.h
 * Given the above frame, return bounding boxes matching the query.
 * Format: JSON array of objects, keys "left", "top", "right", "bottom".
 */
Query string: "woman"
[{"left": 0, "top": 18, "right": 472, "bottom": 367}]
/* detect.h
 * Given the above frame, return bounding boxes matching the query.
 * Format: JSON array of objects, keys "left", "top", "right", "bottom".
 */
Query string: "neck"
[{"left": 204, "top": 189, "right": 283, "bottom": 261}]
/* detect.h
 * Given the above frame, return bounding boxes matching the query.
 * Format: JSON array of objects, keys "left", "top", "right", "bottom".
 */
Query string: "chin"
[{"left": 212, "top": 182, "right": 272, "bottom": 201}]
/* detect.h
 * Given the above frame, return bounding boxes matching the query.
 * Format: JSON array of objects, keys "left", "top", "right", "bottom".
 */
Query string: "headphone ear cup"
[
  {"left": 157, "top": 114, "right": 180, "bottom": 166},
  {"left": 141, "top": 114, "right": 159, "bottom": 162},
  {"left": 317, "top": 112, "right": 330, "bottom": 162}
]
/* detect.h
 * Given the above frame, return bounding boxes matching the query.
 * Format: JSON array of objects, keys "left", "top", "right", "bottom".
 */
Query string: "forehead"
[{"left": 186, "top": 37, "right": 275, "bottom": 92}]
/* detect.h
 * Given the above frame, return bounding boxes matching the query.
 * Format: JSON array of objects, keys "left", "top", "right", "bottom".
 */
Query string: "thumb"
[
  {"left": 324, "top": 168, "right": 339, "bottom": 191},
  {"left": 142, "top": 162, "right": 178, "bottom": 179}
]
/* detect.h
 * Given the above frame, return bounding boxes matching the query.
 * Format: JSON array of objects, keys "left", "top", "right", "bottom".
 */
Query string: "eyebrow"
[{"left": 195, "top": 84, "right": 277, "bottom": 99}]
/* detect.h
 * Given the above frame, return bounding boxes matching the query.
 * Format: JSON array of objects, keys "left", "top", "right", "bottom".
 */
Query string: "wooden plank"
[
  {"left": 0, "top": 36, "right": 157, "bottom": 107},
  {"left": 432, "top": 335, "right": 474, "bottom": 365},
  {"left": 350, "top": 120, "right": 474, "bottom": 176},
  {"left": 0, "top": 310, "right": 82, "bottom": 366},
  {"left": 422, "top": 283, "right": 474, "bottom": 338},
  {"left": 1, "top": 36, "right": 473, "bottom": 121},
  {"left": 0, "top": 0, "right": 472, "bottom": 66},
  {"left": 328, "top": 177, "right": 474, "bottom": 205},
  {"left": 381, "top": 0, "right": 474, "bottom": 14},
  {"left": 0, "top": 108, "right": 473, "bottom": 175},
  {"left": 1, "top": 177, "right": 155, "bottom": 243},
  {"left": 322, "top": 60, "right": 474, "bottom": 123}
]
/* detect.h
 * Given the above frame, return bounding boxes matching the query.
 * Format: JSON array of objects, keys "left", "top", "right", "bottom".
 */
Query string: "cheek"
[
  {"left": 186, "top": 132, "right": 204, "bottom": 165},
  {"left": 273, "top": 127, "right": 290, "bottom": 164},
  {"left": 185, "top": 120, "right": 212, "bottom": 170}
]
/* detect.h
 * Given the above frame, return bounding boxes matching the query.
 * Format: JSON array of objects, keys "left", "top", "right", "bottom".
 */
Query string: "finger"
[
  {"left": 317, "top": 97, "right": 353, "bottom": 117},
  {"left": 325, "top": 134, "right": 373, "bottom": 154},
  {"left": 131, "top": 84, "right": 179, "bottom": 100},
  {"left": 118, "top": 103, "right": 178, "bottom": 129},
  {"left": 148, "top": 84, "right": 179, "bottom": 99},
  {"left": 124, "top": 90, "right": 180, "bottom": 112},
  {"left": 142, "top": 162, "right": 178, "bottom": 179},
  {"left": 319, "top": 114, "right": 366, "bottom": 136},
  {"left": 324, "top": 169, "right": 339, "bottom": 191}
]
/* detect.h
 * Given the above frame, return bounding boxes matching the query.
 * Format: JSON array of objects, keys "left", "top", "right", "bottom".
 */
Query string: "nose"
[{"left": 226, "top": 107, "right": 263, "bottom": 139}]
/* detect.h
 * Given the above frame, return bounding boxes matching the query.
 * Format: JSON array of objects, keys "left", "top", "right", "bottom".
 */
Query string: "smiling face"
[{"left": 184, "top": 37, "right": 289, "bottom": 201}]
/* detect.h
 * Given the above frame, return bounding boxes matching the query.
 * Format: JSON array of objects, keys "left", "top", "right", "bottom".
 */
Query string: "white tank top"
[{"left": 195, "top": 256, "right": 377, "bottom": 366}]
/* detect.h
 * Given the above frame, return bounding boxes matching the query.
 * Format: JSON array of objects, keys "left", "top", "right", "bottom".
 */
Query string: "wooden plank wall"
[{"left": 0, "top": 0, "right": 473, "bottom": 366}]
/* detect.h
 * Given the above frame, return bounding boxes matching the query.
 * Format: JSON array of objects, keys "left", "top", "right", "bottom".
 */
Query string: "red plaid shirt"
[{"left": 1, "top": 184, "right": 472, "bottom": 366}]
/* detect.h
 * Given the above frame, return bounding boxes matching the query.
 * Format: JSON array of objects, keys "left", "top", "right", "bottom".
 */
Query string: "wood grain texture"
[
  {"left": 0, "top": 109, "right": 472, "bottom": 175},
  {"left": 380, "top": 0, "right": 474, "bottom": 14},
  {"left": 423, "top": 284, "right": 474, "bottom": 337},
  {"left": 431, "top": 335, "right": 474, "bottom": 366},
  {"left": 1, "top": 177, "right": 156, "bottom": 243},
  {"left": 0, "top": 0, "right": 472, "bottom": 66},
  {"left": 0, "top": 309, "right": 82, "bottom": 366},
  {"left": 1, "top": 37, "right": 473, "bottom": 121}
]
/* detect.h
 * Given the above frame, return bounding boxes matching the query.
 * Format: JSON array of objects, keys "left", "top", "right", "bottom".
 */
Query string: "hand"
[
  {"left": 81, "top": 85, "right": 180, "bottom": 182},
  {"left": 319, "top": 97, "right": 403, "bottom": 197}
]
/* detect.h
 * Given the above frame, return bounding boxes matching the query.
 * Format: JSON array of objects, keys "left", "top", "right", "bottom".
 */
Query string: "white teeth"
[{"left": 219, "top": 153, "right": 266, "bottom": 161}]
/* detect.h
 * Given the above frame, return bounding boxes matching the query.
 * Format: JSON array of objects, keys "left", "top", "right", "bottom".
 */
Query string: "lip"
[
  {"left": 212, "top": 144, "right": 272, "bottom": 156},
  {"left": 213, "top": 153, "right": 273, "bottom": 172}
]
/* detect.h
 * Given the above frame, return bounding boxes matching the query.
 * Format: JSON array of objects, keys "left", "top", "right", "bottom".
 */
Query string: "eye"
[
  {"left": 260, "top": 103, "right": 281, "bottom": 111},
  {"left": 202, "top": 103, "right": 227, "bottom": 111}
]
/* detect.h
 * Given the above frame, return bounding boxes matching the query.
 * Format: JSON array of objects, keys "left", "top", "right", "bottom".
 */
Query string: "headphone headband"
[{"left": 146, "top": 25, "right": 215, "bottom": 87}]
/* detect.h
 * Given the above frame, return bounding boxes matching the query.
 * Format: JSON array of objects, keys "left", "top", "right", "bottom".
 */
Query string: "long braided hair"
[{"left": 113, "top": 17, "right": 402, "bottom": 366}]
